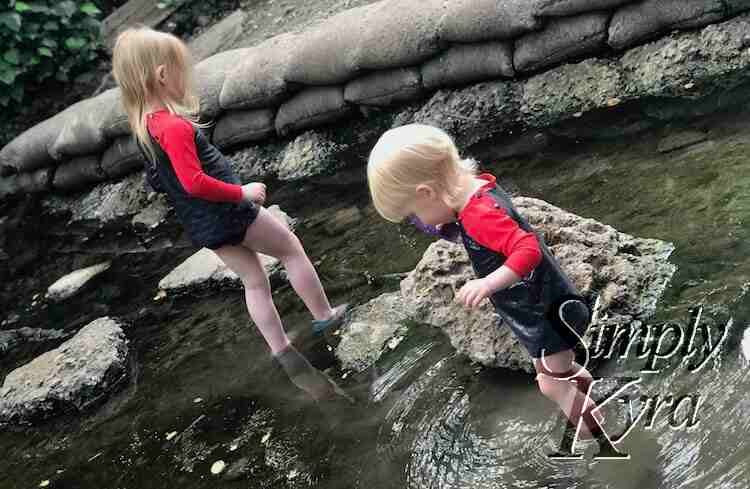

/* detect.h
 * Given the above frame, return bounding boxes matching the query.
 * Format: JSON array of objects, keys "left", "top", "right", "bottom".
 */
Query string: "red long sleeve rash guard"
[
  {"left": 146, "top": 110, "right": 243, "bottom": 203},
  {"left": 457, "top": 174, "right": 543, "bottom": 278}
]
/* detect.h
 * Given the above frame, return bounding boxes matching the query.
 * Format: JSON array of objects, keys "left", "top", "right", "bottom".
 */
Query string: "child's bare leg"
[
  {"left": 241, "top": 207, "right": 335, "bottom": 321},
  {"left": 213, "top": 244, "right": 290, "bottom": 354},
  {"left": 535, "top": 349, "right": 603, "bottom": 439}
]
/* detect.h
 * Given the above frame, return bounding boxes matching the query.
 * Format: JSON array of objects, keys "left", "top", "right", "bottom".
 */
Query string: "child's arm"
[
  {"left": 155, "top": 117, "right": 244, "bottom": 203},
  {"left": 457, "top": 199, "right": 542, "bottom": 307}
]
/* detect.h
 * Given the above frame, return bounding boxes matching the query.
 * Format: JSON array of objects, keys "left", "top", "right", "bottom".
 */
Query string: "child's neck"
[{"left": 452, "top": 174, "right": 487, "bottom": 214}]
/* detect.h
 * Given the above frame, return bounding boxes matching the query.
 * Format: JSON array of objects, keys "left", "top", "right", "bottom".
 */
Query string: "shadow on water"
[{"left": 3, "top": 108, "right": 750, "bottom": 488}]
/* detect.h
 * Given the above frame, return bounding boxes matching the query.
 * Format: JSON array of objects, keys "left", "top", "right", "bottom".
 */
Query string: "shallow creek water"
[{"left": 2, "top": 111, "right": 750, "bottom": 489}]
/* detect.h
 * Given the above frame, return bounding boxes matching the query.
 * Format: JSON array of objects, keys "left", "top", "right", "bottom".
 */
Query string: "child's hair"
[
  {"left": 367, "top": 124, "right": 477, "bottom": 222},
  {"left": 111, "top": 26, "right": 201, "bottom": 164}
]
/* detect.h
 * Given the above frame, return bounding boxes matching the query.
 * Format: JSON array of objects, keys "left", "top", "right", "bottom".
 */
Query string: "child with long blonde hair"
[
  {"left": 368, "top": 123, "right": 606, "bottom": 442},
  {"left": 112, "top": 27, "right": 348, "bottom": 400}
]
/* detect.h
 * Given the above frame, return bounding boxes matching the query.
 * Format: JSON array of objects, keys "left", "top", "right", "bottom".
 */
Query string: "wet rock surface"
[
  {"left": 0, "top": 317, "right": 129, "bottom": 426},
  {"left": 45, "top": 262, "right": 112, "bottom": 302},
  {"left": 158, "top": 206, "right": 294, "bottom": 295}
]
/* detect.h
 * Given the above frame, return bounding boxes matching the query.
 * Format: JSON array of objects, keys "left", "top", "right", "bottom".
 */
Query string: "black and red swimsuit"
[
  {"left": 139, "top": 110, "right": 258, "bottom": 250},
  {"left": 415, "top": 173, "right": 591, "bottom": 359}
]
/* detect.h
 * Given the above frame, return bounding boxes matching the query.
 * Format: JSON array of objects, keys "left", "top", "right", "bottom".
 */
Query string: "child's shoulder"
[{"left": 147, "top": 111, "right": 195, "bottom": 139}]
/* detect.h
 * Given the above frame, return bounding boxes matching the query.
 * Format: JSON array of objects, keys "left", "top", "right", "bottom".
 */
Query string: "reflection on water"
[{"left": 3, "top": 112, "right": 750, "bottom": 488}]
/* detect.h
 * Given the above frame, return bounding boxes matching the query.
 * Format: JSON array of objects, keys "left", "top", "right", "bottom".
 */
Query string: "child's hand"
[
  {"left": 242, "top": 182, "right": 266, "bottom": 204},
  {"left": 456, "top": 278, "right": 494, "bottom": 308}
]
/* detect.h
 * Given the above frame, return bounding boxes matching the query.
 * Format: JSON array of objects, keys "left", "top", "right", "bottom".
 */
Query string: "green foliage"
[{"left": 0, "top": 0, "right": 103, "bottom": 108}]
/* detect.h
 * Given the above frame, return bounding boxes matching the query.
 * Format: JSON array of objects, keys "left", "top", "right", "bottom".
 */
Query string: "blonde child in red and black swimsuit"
[{"left": 112, "top": 27, "right": 347, "bottom": 400}]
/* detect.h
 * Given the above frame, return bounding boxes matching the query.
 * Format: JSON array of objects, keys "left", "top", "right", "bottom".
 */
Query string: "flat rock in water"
[
  {"left": 657, "top": 130, "right": 708, "bottom": 153},
  {"left": 336, "top": 292, "right": 410, "bottom": 372},
  {"left": 0, "top": 317, "right": 129, "bottom": 426},
  {"left": 340, "top": 197, "right": 676, "bottom": 374},
  {"left": 45, "top": 261, "right": 111, "bottom": 302},
  {"left": 158, "top": 206, "right": 294, "bottom": 293}
]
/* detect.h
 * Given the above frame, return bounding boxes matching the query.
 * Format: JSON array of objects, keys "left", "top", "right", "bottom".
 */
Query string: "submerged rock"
[
  {"left": 336, "top": 292, "right": 410, "bottom": 372},
  {"left": 341, "top": 197, "right": 676, "bottom": 374},
  {"left": 158, "top": 206, "right": 294, "bottom": 294},
  {"left": 45, "top": 261, "right": 111, "bottom": 302},
  {"left": 0, "top": 317, "right": 129, "bottom": 426}
]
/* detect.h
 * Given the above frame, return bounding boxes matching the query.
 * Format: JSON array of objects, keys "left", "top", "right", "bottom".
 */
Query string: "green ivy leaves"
[{"left": 0, "top": 0, "right": 104, "bottom": 107}]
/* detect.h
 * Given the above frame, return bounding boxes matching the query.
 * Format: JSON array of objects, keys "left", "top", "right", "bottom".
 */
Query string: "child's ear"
[
  {"left": 415, "top": 184, "right": 435, "bottom": 200},
  {"left": 156, "top": 64, "right": 167, "bottom": 85}
]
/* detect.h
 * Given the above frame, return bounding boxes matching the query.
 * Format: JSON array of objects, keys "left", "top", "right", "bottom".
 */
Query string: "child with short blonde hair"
[
  {"left": 368, "top": 123, "right": 605, "bottom": 440},
  {"left": 112, "top": 27, "right": 348, "bottom": 400}
]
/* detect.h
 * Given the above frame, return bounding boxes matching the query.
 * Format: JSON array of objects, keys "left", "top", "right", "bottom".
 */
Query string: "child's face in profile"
[
  {"left": 156, "top": 63, "right": 186, "bottom": 101},
  {"left": 408, "top": 184, "right": 457, "bottom": 226}
]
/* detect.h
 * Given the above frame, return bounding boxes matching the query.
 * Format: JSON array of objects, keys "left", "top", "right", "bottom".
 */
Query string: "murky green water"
[{"left": 2, "top": 110, "right": 750, "bottom": 488}]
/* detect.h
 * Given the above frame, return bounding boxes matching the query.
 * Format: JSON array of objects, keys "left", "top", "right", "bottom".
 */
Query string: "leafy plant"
[{"left": 0, "top": 0, "right": 104, "bottom": 108}]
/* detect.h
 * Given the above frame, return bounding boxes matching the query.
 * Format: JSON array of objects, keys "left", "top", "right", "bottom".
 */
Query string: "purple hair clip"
[{"left": 407, "top": 215, "right": 461, "bottom": 243}]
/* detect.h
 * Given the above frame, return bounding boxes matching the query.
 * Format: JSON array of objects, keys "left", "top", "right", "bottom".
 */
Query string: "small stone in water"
[
  {"left": 387, "top": 336, "right": 404, "bottom": 350},
  {"left": 193, "top": 397, "right": 203, "bottom": 404},
  {"left": 261, "top": 431, "right": 272, "bottom": 444},
  {"left": 39, "top": 481, "right": 50, "bottom": 488},
  {"left": 166, "top": 431, "right": 178, "bottom": 441},
  {"left": 210, "top": 460, "right": 226, "bottom": 475},
  {"left": 326, "top": 345, "right": 333, "bottom": 352},
  {"left": 287, "top": 469, "right": 299, "bottom": 480},
  {"left": 153, "top": 290, "right": 167, "bottom": 301},
  {"left": 342, "top": 371, "right": 349, "bottom": 379},
  {"left": 229, "top": 442, "right": 239, "bottom": 452}
]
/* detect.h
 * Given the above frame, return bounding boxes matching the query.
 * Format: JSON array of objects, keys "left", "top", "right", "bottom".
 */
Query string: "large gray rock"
[
  {"left": 618, "top": 13, "right": 750, "bottom": 114},
  {"left": 220, "top": 34, "right": 301, "bottom": 110},
  {"left": 421, "top": 42, "right": 515, "bottom": 90},
  {"left": 64, "top": 173, "right": 149, "bottom": 228},
  {"left": 514, "top": 12, "right": 610, "bottom": 73},
  {"left": 395, "top": 197, "right": 676, "bottom": 373},
  {"left": 0, "top": 317, "right": 129, "bottom": 426},
  {"left": 521, "top": 59, "right": 625, "bottom": 127},
  {"left": 396, "top": 81, "right": 519, "bottom": 147},
  {"left": 336, "top": 292, "right": 409, "bottom": 372},
  {"left": 157, "top": 206, "right": 294, "bottom": 294},
  {"left": 608, "top": 0, "right": 726, "bottom": 50},
  {"left": 439, "top": 0, "right": 540, "bottom": 43},
  {"left": 274, "top": 130, "right": 350, "bottom": 181},
  {"left": 45, "top": 262, "right": 112, "bottom": 302}
]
